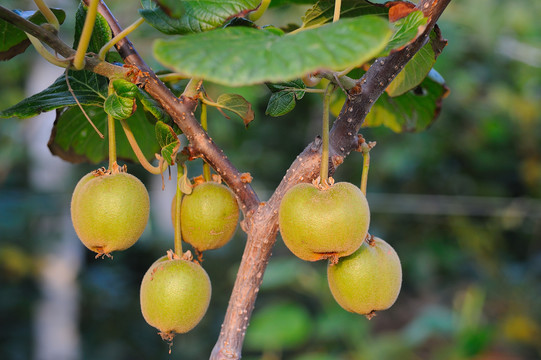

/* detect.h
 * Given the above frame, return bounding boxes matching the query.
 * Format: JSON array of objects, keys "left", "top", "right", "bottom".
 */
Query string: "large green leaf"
[
  {"left": 48, "top": 103, "right": 160, "bottom": 164},
  {"left": 140, "top": 0, "right": 261, "bottom": 35},
  {"left": 301, "top": 0, "right": 387, "bottom": 28},
  {"left": 0, "top": 71, "right": 107, "bottom": 119},
  {"left": 154, "top": 16, "right": 392, "bottom": 86},
  {"left": 0, "top": 8, "right": 66, "bottom": 60},
  {"left": 363, "top": 69, "right": 449, "bottom": 132}
]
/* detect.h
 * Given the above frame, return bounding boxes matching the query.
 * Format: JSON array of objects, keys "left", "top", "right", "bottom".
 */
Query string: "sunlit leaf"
[
  {"left": 140, "top": 0, "right": 261, "bottom": 35},
  {"left": 154, "top": 16, "right": 392, "bottom": 86},
  {"left": 215, "top": 94, "right": 255, "bottom": 126}
]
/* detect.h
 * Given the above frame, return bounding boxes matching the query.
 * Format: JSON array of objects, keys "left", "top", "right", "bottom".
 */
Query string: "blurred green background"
[{"left": 1, "top": 0, "right": 540, "bottom": 359}]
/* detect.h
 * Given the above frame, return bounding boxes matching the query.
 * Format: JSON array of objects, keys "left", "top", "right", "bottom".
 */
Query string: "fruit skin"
[
  {"left": 71, "top": 172, "right": 150, "bottom": 255},
  {"left": 140, "top": 258, "right": 211, "bottom": 338},
  {"left": 177, "top": 181, "right": 239, "bottom": 252},
  {"left": 327, "top": 236, "right": 402, "bottom": 315},
  {"left": 278, "top": 182, "right": 370, "bottom": 262}
]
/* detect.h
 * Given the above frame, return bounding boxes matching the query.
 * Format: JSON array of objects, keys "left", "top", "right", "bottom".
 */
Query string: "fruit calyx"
[{"left": 312, "top": 175, "right": 335, "bottom": 190}]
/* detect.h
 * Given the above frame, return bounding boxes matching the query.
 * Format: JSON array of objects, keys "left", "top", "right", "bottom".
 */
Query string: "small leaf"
[
  {"left": 301, "top": 0, "right": 387, "bottom": 29},
  {"left": 386, "top": 39, "right": 435, "bottom": 97},
  {"left": 155, "top": 121, "right": 180, "bottom": 165},
  {"left": 265, "top": 79, "right": 306, "bottom": 117},
  {"left": 140, "top": 0, "right": 261, "bottom": 35},
  {"left": 0, "top": 8, "right": 66, "bottom": 60},
  {"left": 384, "top": 10, "right": 428, "bottom": 54},
  {"left": 154, "top": 16, "right": 392, "bottom": 86},
  {"left": 48, "top": 102, "right": 160, "bottom": 164},
  {"left": 74, "top": 4, "right": 112, "bottom": 53},
  {"left": 363, "top": 69, "right": 449, "bottom": 133},
  {"left": 215, "top": 94, "right": 255, "bottom": 126},
  {"left": 104, "top": 79, "right": 138, "bottom": 120},
  {"left": 137, "top": 89, "right": 172, "bottom": 124}
]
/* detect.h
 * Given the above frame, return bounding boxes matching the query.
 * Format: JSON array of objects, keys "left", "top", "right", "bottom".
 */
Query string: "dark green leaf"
[
  {"left": 215, "top": 94, "right": 255, "bottom": 126},
  {"left": 156, "top": 0, "right": 185, "bottom": 18},
  {"left": 154, "top": 16, "right": 392, "bottom": 86},
  {"left": 0, "top": 8, "right": 66, "bottom": 60},
  {"left": 48, "top": 102, "right": 159, "bottom": 164},
  {"left": 0, "top": 71, "right": 107, "bottom": 119},
  {"left": 265, "top": 79, "right": 306, "bottom": 117},
  {"left": 245, "top": 302, "right": 312, "bottom": 351},
  {"left": 155, "top": 121, "right": 180, "bottom": 165},
  {"left": 137, "top": 89, "right": 172, "bottom": 124},
  {"left": 301, "top": 0, "right": 387, "bottom": 29},
  {"left": 140, "top": 0, "right": 261, "bottom": 35},
  {"left": 363, "top": 69, "right": 449, "bottom": 133},
  {"left": 73, "top": 4, "right": 112, "bottom": 53},
  {"left": 104, "top": 79, "right": 138, "bottom": 120}
]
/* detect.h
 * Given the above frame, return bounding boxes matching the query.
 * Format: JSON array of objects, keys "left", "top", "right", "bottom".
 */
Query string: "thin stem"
[
  {"left": 157, "top": 73, "right": 189, "bottom": 82},
  {"left": 320, "top": 83, "right": 334, "bottom": 184},
  {"left": 183, "top": 78, "right": 203, "bottom": 98},
  {"left": 333, "top": 0, "right": 342, "bottom": 22},
  {"left": 174, "top": 165, "right": 184, "bottom": 257},
  {"left": 73, "top": 0, "right": 99, "bottom": 70},
  {"left": 119, "top": 119, "right": 168, "bottom": 175},
  {"left": 360, "top": 149, "right": 370, "bottom": 196},
  {"left": 107, "top": 82, "right": 117, "bottom": 170},
  {"left": 99, "top": 17, "right": 145, "bottom": 60},
  {"left": 201, "top": 103, "right": 211, "bottom": 182},
  {"left": 26, "top": 33, "right": 69, "bottom": 68},
  {"left": 33, "top": 0, "right": 59, "bottom": 30}
]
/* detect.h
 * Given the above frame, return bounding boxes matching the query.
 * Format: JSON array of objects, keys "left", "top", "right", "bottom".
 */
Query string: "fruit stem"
[
  {"left": 99, "top": 17, "right": 145, "bottom": 61},
  {"left": 26, "top": 33, "right": 69, "bottom": 68},
  {"left": 201, "top": 103, "right": 212, "bottom": 182},
  {"left": 334, "top": 0, "right": 342, "bottom": 22},
  {"left": 107, "top": 82, "right": 117, "bottom": 171},
  {"left": 320, "top": 82, "right": 335, "bottom": 185},
  {"left": 33, "top": 0, "right": 59, "bottom": 30},
  {"left": 119, "top": 119, "right": 168, "bottom": 175},
  {"left": 174, "top": 165, "right": 184, "bottom": 257},
  {"left": 182, "top": 78, "right": 203, "bottom": 99},
  {"left": 73, "top": 0, "right": 99, "bottom": 70},
  {"left": 360, "top": 141, "right": 375, "bottom": 196}
]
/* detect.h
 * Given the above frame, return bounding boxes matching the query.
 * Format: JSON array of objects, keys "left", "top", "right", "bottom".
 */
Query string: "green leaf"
[
  {"left": 156, "top": 0, "right": 185, "bottom": 18},
  {"left": 0, "top": 71, "right": 107, "bottom": 119},
  {"left": 265, "top": 79, "right": 306, "bottom": 117},
  {"left": 155, "top": 121, "right": 180, "bottom": 165},
  {"left": 0, "top": 8, "right": 66, "bottom": 60},
  {"left": 48, "top": 102, "right": 160, "bottom": 164},
  {"left": 137, "top": 89, "right": 172, "bottom": 124},
  {"left": 73, "top": 4, "right": 112, "bottom": 53},
  {"left": 301, "top": 0, "right": 387, "bottom": 29},
  {"left": 140, "top": 0, "right": 261, "bottom": 35},
  {"left": 245, "top": 302, "right": 312, "bottom": 351},
  {"left": 154, "top": 16, "right": 392, "bottom": 86},
  {"left": 386, "top": 39, "right": 435, "bottom": 97},
  {"left": 215, "top": 94, "right": 255, "bottom": 126},
  {"left": 104, "top": 79, "right": 138, "bottom": 120},
  {"left": 384, "top": 10, "right": 428, "bottom": 54},
  {"left": 363, "top": 69, "right": 449, "bottom": 133}
]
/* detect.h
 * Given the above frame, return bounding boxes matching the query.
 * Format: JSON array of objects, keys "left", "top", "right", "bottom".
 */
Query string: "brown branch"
[{"left": 0, "top": 5, "right": 127, "bottom": 79}]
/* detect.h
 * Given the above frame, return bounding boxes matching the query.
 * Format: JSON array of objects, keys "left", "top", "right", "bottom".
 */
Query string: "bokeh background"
[{"left": 1, "top": 0, "right": 540, "bottom": 359}]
